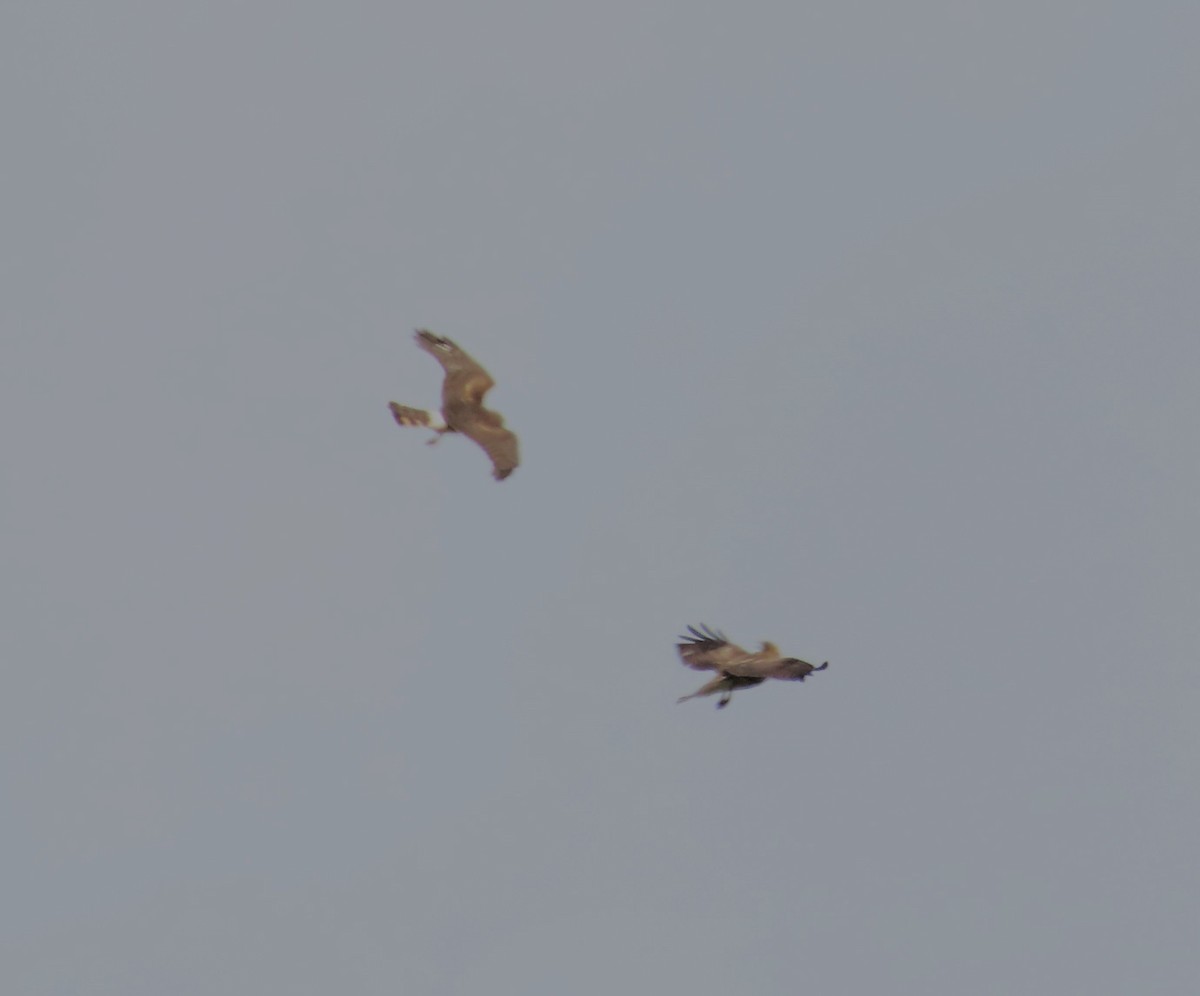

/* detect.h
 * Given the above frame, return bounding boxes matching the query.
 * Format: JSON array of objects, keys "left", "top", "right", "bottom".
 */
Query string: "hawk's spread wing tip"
[{"left": 681, "top": 623, "right": 727, "bottom": 645}]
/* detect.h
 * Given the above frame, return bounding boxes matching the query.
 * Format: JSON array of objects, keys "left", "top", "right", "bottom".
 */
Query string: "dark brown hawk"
[
  {"left": 389, "top": 330, "right": 519, "bottom": 481},
  {"left": 675, "top": 624, "right": 828, "bottom": 709}
]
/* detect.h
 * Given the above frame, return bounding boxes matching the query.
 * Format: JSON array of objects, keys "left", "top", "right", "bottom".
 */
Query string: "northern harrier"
[
  {"left": 675, "top": 624, "right": 828, "bottom": 709},
  {"left": 388, "top": 330, "right": 519, "bottom": 481}
]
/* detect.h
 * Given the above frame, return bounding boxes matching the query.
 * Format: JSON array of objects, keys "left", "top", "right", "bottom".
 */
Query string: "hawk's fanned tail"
[{"left": 389, "top": 403, "right": 431, "bottom": 427}]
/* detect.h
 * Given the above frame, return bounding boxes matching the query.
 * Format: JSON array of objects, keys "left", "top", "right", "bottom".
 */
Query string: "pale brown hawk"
[
  {"left": 675, "top": 624, "right": 828, "bottom": 709},
  {"left": 388, "top": 330, "right": 519, "bottom": 481}
]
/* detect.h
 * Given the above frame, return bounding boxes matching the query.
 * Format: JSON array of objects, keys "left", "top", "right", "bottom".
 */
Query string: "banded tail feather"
[{"left": 389, "top": 403, "right": 435, "bottom": 428}]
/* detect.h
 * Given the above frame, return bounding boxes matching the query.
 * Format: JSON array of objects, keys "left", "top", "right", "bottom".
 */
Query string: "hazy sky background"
[{"left": 4, "top": 3, "right": 1198, "bottom": 993}]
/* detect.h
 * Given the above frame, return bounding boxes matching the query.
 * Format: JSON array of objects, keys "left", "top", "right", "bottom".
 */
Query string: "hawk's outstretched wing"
[
  {"left": 457, "top": 417, "right": 519, "bottom": 481},
  {"left": 676, "top": 624, "right": 755, "bottom": 672}
]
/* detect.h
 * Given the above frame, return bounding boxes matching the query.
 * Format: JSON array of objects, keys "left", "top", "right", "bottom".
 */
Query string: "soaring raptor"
[
  {"left": 389, "top": 330, "right": 519, "bottom": 481},
  {"left": 675, "top": 624, "right": 828, "bottom": 709}
]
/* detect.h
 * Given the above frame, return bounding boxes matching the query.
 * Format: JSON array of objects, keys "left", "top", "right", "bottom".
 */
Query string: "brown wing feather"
[
  {"left": 457, "top": 416, "right": 519, "bottom": 481},
  {"left": 442, "top": 373, "right": 517, "bottom": 481},
  {"left": 442, "top": 367, "right": 494, "bottom": 412},
  {"left": 676, "top": 624, "right": 755, "bottom": 672}
]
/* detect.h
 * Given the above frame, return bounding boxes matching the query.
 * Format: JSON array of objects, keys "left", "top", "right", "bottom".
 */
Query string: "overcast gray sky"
[{"left": 4, "top": 2, "right": 1198, "bottom": 993}]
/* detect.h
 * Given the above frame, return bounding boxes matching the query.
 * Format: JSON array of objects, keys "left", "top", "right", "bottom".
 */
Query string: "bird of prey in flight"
[
  {"left": 675, "top": 624, "right": 828, "bottom": 709},
  {"left": 389, "top": 330, "right": 519, "bottom": 481}
]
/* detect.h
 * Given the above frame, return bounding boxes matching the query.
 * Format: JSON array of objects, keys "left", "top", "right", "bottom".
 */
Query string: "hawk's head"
[{"left": 780, "top": 658, "right": 829, "bottom": 680}]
